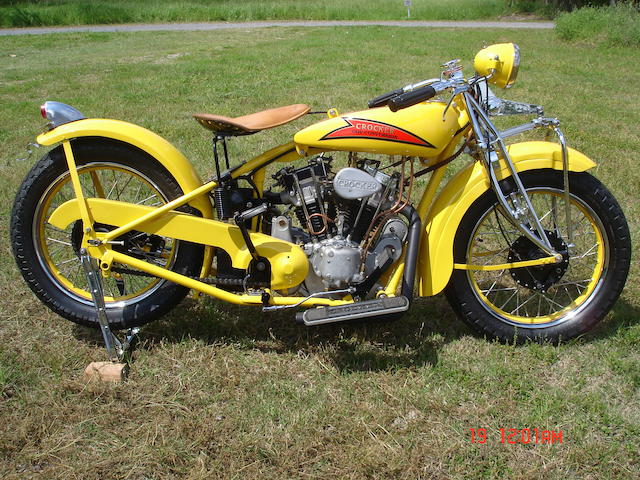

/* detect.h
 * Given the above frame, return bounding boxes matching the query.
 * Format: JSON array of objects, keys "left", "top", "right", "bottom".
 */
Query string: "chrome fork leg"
[
  {"left": 80, "top": 248, "right": 138, "bottom": 363},
  {"left": 554, "top": 126, "right": 574, "bottom": 248}
]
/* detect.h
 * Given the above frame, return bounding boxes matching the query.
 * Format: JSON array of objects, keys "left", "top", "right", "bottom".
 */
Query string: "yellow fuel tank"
[{"left": 294, "top": 102, "right": 460, "bottom": 158}]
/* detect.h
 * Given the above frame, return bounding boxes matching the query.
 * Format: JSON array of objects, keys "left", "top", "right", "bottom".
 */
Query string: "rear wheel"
[
  {"left": 11, "top": 139, "right": 204, "bottom": 329},
  {"left": 445, "top": 169, "right": 630, "bottom": 343}
]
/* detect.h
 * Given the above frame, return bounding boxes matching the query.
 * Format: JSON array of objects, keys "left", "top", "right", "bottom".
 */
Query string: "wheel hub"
[{"left": 508, "top": 230, "right": 569, "bottom": 292}]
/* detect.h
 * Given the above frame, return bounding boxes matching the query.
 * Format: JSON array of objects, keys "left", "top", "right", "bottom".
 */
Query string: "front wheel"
[{"left": 445, "top": 169, "right": 630, "bottom": 343}]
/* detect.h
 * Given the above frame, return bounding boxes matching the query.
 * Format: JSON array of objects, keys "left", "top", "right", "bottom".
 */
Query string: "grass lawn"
[
  {"left": 0, "top": 26, "right": 639, "bottom": 478},
  {"left": 0, "top": 1, "right": 515, "bottom": 27}
]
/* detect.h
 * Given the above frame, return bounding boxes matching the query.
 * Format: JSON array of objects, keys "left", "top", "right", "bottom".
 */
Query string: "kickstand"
[{"left": 80, "top": 248, "right": 139, "bottom": 363}]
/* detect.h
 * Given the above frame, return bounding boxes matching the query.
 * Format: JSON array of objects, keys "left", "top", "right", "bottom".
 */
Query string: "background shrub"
[{"left": 555, "top": 3, "right": 640, "bottom": 46}]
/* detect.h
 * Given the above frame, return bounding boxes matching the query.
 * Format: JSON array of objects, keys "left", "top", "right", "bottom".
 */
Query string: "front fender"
[
  {"left": 36, "top": 118, "right": 213, "bottom": 219},
  {"left": 418, "top": 141, "right": 597, "bottom": 296}
]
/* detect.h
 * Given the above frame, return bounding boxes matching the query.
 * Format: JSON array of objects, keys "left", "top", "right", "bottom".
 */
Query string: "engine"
[{"left": 269, "top": 155, "right": 408, "bottom": 296}]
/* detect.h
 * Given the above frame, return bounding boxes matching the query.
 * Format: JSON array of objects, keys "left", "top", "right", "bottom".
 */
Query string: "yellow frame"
[{"left": 42, "top": 114, "right": 597, "bottom": 309}]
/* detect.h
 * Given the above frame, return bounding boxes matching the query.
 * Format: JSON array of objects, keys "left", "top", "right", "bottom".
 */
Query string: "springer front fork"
[{"left": 464, "top": 92, "right": 573, "bottom": 258}]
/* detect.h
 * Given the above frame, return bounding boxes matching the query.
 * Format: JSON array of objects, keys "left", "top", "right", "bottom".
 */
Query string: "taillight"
[{"left": 37, "top": 102, "right": 85, "bottom": 128}]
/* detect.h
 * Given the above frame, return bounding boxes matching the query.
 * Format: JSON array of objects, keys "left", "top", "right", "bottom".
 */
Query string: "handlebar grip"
[
  {"left": 387, "top": 85, "right": 437, "bottom": 112},
  {"left": 368, "top": 88, "right": 404, "bottom": 109}
]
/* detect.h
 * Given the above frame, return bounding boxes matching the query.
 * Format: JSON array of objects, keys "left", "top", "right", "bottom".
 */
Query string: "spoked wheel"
[
  {"left": 445, "top": 169, "right": 630, "bottom": 343},
  {"left": 11, "top": 139, "right": 203, "bottom": 329}
]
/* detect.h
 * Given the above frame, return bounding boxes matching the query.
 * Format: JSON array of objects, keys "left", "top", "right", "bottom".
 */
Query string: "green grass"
[
  {"left": 0, "top": 0, "right": 513, "bottom": 27},
  {"left": 556, "top": 3, "right": 640, "bottom": 47},
  {"left": 1, "top": 27, "right": 639, "bottom": 478}
]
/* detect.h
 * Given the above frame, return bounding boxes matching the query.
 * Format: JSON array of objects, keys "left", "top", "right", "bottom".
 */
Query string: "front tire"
[
  {"left": 445, "top": 169, "right": 630, "bottom": 343},
  {"left": 11, "top": 139, "right": 204, "bottom": 329}
]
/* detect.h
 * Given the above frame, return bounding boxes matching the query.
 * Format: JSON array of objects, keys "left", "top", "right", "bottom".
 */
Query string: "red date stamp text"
[{"left": 469, "top": 428, "right": 563, "bottom": 445}]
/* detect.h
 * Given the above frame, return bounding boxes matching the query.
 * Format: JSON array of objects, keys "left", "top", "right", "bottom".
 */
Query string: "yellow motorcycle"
[{"left": 11, "top": 43, "right": 631, "bottom": 360}]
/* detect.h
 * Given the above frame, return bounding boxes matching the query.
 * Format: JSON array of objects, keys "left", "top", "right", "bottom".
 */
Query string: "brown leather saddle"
[{"left": 193, "top": 104, "right": 310, "bottom": 136}]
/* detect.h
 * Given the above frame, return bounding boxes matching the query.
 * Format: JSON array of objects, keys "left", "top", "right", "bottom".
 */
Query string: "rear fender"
[
  {"left": 418, "top": 141, "right": 597, "bottom": 296},
  {"left": 37, "top": 118, "right": 213, "bottom": 218}
]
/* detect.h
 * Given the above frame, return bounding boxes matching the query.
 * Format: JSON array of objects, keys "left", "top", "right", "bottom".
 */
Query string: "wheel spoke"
[
  {"left": 575, "top": 244, "right": 599, "bottom": 259},
  {"left": 47, "top": 237, "right": 72, "bottom": 246},
  {"left": 480, "top": 272, "right": 507, "bottom": 295},
  {"left": 554, "top": 278, "right": 592, "bottom": 288},
  {"left": 119, "top": 173, "right": 135, "bottom": 197},
  {"left": 132, "top": 183, "right": 143, "bottom": 203},
  {"left": 56, "top": 256, "right": 80, "bottom": 266},
  {"left": 478, "top": 247, "right": 510, "bottom": 266},
  {"left": 510, "top": 291, "right": 537, "bottom": 315},
  {"left": 47, "top": 243, "right": 69, "bottom": 259},
  {"left": 537, "top": 206, "right": 554, "bottom": 225},
  {"left": 538, "top": 290, "right": 565, "bottom": 311},
  {"left": 106, "top": 177, "right": 119, "bottom": 200},
  {"left": 482, "top": 286, "right": 517, "bottom": 294},
  {"left": 499, "top": 289, "right": 519, "bottom": 310},
  {"left": 136, "top": 193, "right": 158, "bottom": 205}
]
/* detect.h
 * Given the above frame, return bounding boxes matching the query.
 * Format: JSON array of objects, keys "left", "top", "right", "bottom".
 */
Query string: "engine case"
[{"left": 306, "top": 237, "right": 363, "bottom": 289}]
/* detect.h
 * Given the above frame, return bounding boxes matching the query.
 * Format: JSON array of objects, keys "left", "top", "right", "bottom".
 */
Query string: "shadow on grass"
[
  {"left": 72, "top": 291, "right": 639, "bottom": 372},
  {"left": 583, "top": 297, "right": 640, "bottom": 343},
  {"left": 72, "top": 294, "right": 473, "bottom": 373}
]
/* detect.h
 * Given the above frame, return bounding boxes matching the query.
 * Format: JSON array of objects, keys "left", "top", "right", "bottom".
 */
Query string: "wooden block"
[{"left": 84, "top": 361, "right": 128, "bottom": 383}]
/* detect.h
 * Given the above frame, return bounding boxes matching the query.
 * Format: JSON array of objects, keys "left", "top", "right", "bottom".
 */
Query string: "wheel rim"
[
  {"left": 34, "top": 162, "right": 178, "bottom": 306},
  {"left": 465, "top": 187, "right": 607, "bottom": 328}
]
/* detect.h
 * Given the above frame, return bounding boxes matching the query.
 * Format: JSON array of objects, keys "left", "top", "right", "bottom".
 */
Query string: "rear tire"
[
  {"left": 10, "top": 139, "right": 204, "bottom": 329},
  {"left": 445, "top": 169, "right": 630, "bottom": 343}
]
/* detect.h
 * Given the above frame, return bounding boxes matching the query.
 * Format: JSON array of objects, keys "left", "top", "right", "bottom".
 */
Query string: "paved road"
[{"left": 0, "top": 20, "right": 554, "bottom": 36}]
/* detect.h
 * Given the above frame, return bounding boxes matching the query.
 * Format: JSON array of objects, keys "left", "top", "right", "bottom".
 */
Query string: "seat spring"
[{"left": 214, "top": 187, "right": 229, "bottom": 220}]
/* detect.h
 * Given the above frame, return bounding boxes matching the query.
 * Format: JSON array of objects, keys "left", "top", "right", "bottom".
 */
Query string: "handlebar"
[
  {"left": 387, "top": 85, "right": 437, "bottom": 112},
  {"left": 368, "top": 77, "right": 450, "bottom": 112},
  {"left": 367, "top": 69, "right": 487, "bottom": 112},
  {"left": 368, "top": 78, "right": 443, "bottom": 110},
  {"left": 367, "top": 88, "right": 404, "bottom": 109}
]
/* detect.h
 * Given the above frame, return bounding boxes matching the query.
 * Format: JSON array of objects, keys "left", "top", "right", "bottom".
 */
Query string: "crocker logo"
[
  {"left": 352, "top": 121, "right": 394, "bottom": 135},
  {"left": 336, "top": 178, "right": 379, "bottom": 190},
  {"left": 320, "top": 117, "right": 436, "bottom": 148}
]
